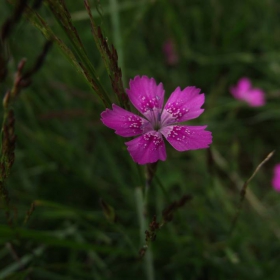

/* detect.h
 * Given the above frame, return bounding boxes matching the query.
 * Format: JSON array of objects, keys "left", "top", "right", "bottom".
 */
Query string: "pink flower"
[
  {"left": 230, "top": 77, "right": 265, "bottom": 107},
  {"left": 272, "top": 164, "right": 280, "bottom": 192},
  {"left": 101, "top": 76, "right": 212, "bottom": 165}
]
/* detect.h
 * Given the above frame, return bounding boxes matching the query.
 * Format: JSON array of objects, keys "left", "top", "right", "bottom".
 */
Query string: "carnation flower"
[
  {"left": 272, "top": 164, "right": 280, "bottom": 192},
  {"left": 101, "top": 76, "right": 212, "bottom": 165},
  {"left": 230, "top": 77, "right": 265, "bottom": 107}
]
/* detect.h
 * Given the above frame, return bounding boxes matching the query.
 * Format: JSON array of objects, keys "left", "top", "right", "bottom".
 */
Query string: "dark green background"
[{"left": 1, "top": 0, "right": 280, "bottom": 279}]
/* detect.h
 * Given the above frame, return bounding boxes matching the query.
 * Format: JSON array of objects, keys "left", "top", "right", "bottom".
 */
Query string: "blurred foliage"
[{"left": 1, "top": 0, "right": 280, "bottom": 279}]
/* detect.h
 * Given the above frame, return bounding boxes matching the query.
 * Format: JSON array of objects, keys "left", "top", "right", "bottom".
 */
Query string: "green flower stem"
[{"left": 135, "top": 187, "right": 154, "bottom": 280}]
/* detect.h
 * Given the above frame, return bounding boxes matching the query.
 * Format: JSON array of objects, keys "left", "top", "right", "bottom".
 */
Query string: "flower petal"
[
  {"left": 230, "top": 77, "right": 251, "bottom": 99},
  {"left": 126, "top": 76, "right": 165, "bottom": 116},
  {"left": 160, "top": 125, "right": 212, "bottom": 151},
  {"left": 125, "top": 131, "right": 166, "bottom": 164},
  {"left": 160, "top": 86, "right": 205, "bottom": 126},
  {"left": 101, "top": 104, "right": 152, "bottom": 137},
  {"left": 245, "top": 89, "right": 265, "bottom": 107},
  {"left": 272, "top": 164, "right": 280, "bottom": 192},
  {"left": 237, "top": 77, "right": 251, "bottom": 92}
]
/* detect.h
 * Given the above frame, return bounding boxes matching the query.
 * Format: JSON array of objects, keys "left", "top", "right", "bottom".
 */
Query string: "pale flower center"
[{"left": 146, "top": 109, "right": 162, "bottom": 131}]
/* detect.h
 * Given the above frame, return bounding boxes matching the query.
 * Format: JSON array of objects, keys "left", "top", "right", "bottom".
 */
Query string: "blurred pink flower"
[
  {"left": 230, "top": 77, "right": 265, "bottom": 107},
  {"left": 163, "top": 39, "right": 178, "bottom": 66},
  {"left": 272, "top": 164, "right": 280, "bottom": 192},
  {"left": 101, "top": 76, "right": 212, "bottom": 165}
]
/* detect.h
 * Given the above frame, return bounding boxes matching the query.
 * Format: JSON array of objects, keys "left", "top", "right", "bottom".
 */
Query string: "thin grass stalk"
[
  {"left": 71, "top": 1, "right": 147, "bottom": 21},
  {"left": 109, "top": 0, "right": 125, "bottom": 84},
  {"left": 45, "top": 0, "right": 99, "bottom": 79},
  {"left": 0, "top": 0, "right": 29, "bottom": 217},
  {"left": 1, "top": 0, "right": 30, "bottom": 82},
  {"left": 45, "top": 0, "right": 111, "bottom": 106},
  {"left": 229, "top": 150, "right": 275, "bottom": 234},
  {"left": 21, "top": 4, "right": 111, "bottom": 107},
  {"left": 84, "top": 0, "right": 129, "bottom": 110},
  {"left": 0, "top": 40, "right": 51, "bottom": 218}
]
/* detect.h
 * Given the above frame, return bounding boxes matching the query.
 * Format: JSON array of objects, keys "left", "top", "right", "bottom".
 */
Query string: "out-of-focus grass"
[{"left": 1, "top": 0, "right": 280, "bottom": 279}]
